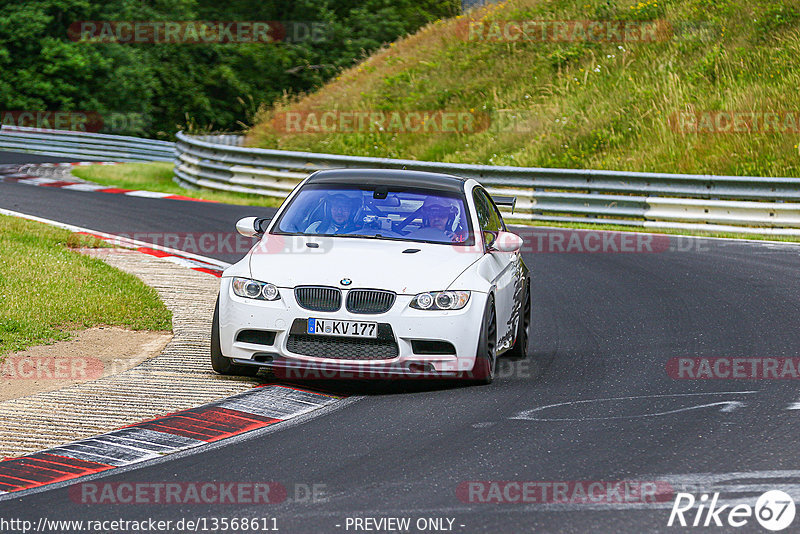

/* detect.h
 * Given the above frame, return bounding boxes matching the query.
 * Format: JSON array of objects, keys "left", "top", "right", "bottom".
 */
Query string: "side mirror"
[
  {"left": 236, "top": 217, "right": 269, "bottom": 238},
  {"left": 488, "top": 231, "right": 523, "bottom": 253}
]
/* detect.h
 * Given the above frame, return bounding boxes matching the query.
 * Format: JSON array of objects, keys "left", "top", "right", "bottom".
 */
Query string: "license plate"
[{"left": 307, "top": 318, "right": 378, "bottom": 338}]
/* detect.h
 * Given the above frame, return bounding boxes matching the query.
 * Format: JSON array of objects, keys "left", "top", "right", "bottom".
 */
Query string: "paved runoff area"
[{"left": 0, "top": 385, "right": 340, "bottom": 495}]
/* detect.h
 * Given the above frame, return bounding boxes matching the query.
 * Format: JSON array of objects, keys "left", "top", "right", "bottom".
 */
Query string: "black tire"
[
  {"left": 469, "top": 296, "right": 497, "bottom": 385},
  {"left": 211, "top": 295, "right": 260, "bottom": 377},
  {"left": 506, "top": 278, "right": 531, "bottom": 360}
]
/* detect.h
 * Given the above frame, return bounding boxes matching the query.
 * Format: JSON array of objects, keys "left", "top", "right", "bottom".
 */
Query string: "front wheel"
[
  {"left": 469, "top": 297, "right": 497, "bottom": 385},
  {"left": 211, "top": 295, "right": 259, "bottom": 377}
]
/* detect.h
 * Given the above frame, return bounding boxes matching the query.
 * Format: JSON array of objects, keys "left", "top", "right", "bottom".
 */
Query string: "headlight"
[
  {"left": 410, "top": 291, "right": 470, "bottom": 310},
  {"left": 232, "top": 277, "right": 281, "bottom": 301}
]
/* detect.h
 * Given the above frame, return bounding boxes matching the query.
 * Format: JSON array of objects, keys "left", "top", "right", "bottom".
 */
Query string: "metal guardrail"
[
  {"left": 0, "top": 126, "right": 174, "bottom": 162},
  {"left": 1, "top": 126, "right": 795, "bottom": 235},
  {"left": 175, "top": 132, "right": 800, "bottom": 235}
]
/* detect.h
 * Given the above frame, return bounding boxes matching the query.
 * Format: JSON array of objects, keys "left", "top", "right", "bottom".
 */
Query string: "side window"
[
  {"left": 472, "top": 189, "right": 491, "bottom": 230},
  {"left": 473, "top": 188, "right": 504, "bottom": 232},
  {"left": 487, "top": 194, "right": 506, "bottom": 232}
]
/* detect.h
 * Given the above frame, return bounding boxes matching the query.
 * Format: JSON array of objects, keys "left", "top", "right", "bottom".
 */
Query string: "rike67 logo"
[{"left": 668, "top": 490, "right": 796, "bottom": 531}]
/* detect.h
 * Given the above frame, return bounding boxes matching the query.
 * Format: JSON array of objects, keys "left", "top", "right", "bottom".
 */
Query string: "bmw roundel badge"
[{"left": 340, "top": 278, "right": 352, "bottom": 286}]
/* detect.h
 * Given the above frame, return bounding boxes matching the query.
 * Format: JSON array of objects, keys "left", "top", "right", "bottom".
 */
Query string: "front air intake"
[
  {"left": 294, "top": 286, "right": 342, "bottom": 312},
  {"left": 346, "top": 289, "right": 396, "bottom": 314}
]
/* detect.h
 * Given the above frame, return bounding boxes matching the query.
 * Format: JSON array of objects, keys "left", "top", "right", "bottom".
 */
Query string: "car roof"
[{"left": 305, "top": 168, "right": 467, "bottom": 194}]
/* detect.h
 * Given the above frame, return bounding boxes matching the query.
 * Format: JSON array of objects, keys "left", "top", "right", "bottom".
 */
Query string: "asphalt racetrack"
[{"left": 2, "top": 152, "right": 800, "bottom": 533}]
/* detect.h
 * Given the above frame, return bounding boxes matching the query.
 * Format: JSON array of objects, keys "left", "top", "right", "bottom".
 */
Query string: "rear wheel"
[
  {"left": 211, "top": 295, "right": 260, "bottom": 377},
  {"left": 470, "top": 297, "right": 497, "bottom": 385},
  {"left": 506, "top": 279, "right": 531, "bottom": 360}
]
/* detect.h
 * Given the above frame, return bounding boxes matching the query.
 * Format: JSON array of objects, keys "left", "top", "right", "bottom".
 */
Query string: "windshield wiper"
[{"left": 336, "top": 233, "right": 384, "bottom": 239}]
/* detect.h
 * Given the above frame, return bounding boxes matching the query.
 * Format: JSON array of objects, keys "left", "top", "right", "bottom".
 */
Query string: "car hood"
[{"left": 246, "top": 235, "right": 482, "bottom": 295}]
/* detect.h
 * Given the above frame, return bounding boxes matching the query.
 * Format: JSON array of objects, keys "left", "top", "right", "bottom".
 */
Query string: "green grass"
[
  {"left": 0, "top": 215, "right": 172, "bottom": 359},
  {"left": 247, "top": 0, "right": 800, "bottom": 178},
  {"left": 71, "top": 162, "right": 283, "bottom": 208}
]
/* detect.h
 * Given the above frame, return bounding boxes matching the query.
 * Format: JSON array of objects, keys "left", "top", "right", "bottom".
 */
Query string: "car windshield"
[{"left": 273, "top": 183, "right": 474, "bottom": 245}]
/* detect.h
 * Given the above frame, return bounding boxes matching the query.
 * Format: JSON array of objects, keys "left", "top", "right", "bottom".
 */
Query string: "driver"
[{"left": 305, "top": 193, "right": 360, "bottom": 234}]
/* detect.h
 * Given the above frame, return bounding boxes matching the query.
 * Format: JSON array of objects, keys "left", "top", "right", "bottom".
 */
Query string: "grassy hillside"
[{"left": 247, "top": 0, "right": 800, "bottom": 178}]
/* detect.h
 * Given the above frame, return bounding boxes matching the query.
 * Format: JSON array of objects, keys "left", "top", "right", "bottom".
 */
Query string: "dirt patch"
[{"left": 0, "top": 327, "right": 172, "bottom": 402}]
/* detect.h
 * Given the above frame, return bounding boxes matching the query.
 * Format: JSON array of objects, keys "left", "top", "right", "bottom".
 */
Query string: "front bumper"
[{"left": 218, "top": 278, "right": 487, "bottom": 378}]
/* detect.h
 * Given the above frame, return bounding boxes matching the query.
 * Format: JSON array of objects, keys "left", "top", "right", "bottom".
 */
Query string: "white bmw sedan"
[{"left": 212, "top": 169, "right": 530, "bottom": 384}]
